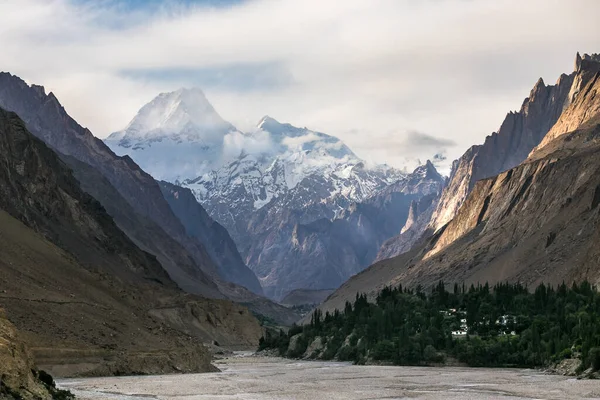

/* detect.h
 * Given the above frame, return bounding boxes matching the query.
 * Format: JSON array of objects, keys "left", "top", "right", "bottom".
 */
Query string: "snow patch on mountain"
[{"left": 184, "top": 115, "right": 403, "bottom": 212}]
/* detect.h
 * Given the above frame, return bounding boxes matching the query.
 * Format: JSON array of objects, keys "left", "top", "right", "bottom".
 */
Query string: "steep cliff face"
[
  {"left": 62, "top": 156, "right": 222, "bottom": 298},
  {"left": 316, "top": 53, "right": 600, "bottom": 317},
  {"left": 534, "top": 54, "right": 600, "bottom": 151},
  {"left": 425, "top": 57, "right": 600, "bottom": 258},
  {"left": 428, "top": 65, "right": 577, "bottom": 232},
  {"left": 0, "top": 72, "right": 261, "bottom": 296}
]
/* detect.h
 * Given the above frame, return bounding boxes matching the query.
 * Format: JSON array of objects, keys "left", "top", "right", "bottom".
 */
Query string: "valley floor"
[{"left": 57, "top": 355, "right": 600, "bottom": 400}]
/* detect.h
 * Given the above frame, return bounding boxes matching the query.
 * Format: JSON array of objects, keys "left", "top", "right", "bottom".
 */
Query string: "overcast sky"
[{"left": 1, "top": 0, "right": 599, "bottom": 173}]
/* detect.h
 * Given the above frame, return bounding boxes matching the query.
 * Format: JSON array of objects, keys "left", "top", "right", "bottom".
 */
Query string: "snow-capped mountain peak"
[
  {"left": 186, "top": 116, "right": 405, "bottom": 221},
  {"left": 255, "top": 116, "right": 358, "bottom": 162},
  {"left": 105, "top": 88, "right": 239, "bottom": 181},
  {"left": 256, "top": 115, "right": 313, "bottom": 138},
  {"left": 412, "top": 160, "right": 443, "bottom": 180},
  {"left": 257, "top": 115, "right": 279, "bottom": 130},
  {"left": 107, "top": 87, "right": 234, "bottom": 145}
]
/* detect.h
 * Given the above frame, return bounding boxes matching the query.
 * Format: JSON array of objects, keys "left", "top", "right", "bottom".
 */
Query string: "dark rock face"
[
  {"left": 62, "top": 156, "right": 222, "bottom": 297},
  {"left": 0, "top": 72, "right": 260, "bottom": 297},
  {"left": 0, "top": 108, "right": 170, "bottom": 284},
  {"left": 159, "top": 181, "right": 263, "bottom": 295},
  {"left": 246, "top": 162, "right": 445, "bottom": 299},
  {"left": 316, "top": 54, "right": 600, "bottom": 317},
  {"left": 428, "top": 67, "right": 577, "bottom": 232}
]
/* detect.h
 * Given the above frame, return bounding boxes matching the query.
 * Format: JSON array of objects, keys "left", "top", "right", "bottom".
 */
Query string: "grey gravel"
[{"left": 58, "top": 356, "right": 600, "bottom": 400}]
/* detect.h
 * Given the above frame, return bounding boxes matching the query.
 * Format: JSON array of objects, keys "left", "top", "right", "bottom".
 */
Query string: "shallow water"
[{"left": 58, "top": 356, "right": 600, "bottom": 400}]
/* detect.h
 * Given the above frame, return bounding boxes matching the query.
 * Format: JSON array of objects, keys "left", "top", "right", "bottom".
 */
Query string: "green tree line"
[{"left": 260, "top": 281, "right": 600, "bottom": 371}]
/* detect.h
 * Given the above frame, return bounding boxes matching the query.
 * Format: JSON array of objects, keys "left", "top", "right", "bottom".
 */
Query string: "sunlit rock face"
[{"left": 428, "top": 58, "right": 580, "bottom": 233}]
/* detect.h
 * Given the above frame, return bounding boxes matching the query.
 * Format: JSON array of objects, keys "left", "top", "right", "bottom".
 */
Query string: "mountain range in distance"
[{"left": 105, "top": 87, "right": 445, "bottom": 300}]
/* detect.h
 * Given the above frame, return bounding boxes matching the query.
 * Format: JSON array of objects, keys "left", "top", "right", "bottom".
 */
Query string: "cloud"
[
  {"left": 280, "top": 132, "right": 322, "bottom": 149},
  {"left": 358, "top": 129, "right": 455, "bottom": 153},
  {"left": 351, "top": 129, "right": 456, "bottom": 173},
  {"left": 222, "top": 129, "right": 274, "bottom": 159},
  {"left": 0, "top": 0, "right": 599, "bottom": 172},
  {"left": 403, "top": 131, "right": 456, "bottom": 151},
  {"left": 119, "top": 62, "right": 292, "bottom": 92}
]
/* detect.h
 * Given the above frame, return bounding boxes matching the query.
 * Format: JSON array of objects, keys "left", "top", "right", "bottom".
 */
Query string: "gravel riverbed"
[{"left": 58, "top": 355, "right": 600, "bottom": 399}]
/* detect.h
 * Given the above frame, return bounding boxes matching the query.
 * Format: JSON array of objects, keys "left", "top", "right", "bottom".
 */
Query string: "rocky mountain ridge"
[
  {"left": 316, "top": 52, "right": 600, "bottom": 316},
  {"left": 427, "top": 59, "right": 579, "bottom": 234},
  {"left": 375, "top": 191, "right": 440, "bottom": 262},
  {"left": 238, "top": 158, "right": 444, "bottom": 299}
]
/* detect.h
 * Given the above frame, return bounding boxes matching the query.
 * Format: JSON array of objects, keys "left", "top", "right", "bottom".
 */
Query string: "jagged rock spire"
[{"left": 575, "top": 52, "right": 583, "bottom": 72}]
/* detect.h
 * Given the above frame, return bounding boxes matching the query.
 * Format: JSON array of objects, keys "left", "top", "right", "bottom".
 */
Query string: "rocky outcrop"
[
  {"left": 534, "top": 54, "right": 600, "bottom": 151},
  {"left": 286, "top": 334, "right": 303, "bottom": 356},
  {"left": 0, "top": 309, "right": 50, "bottom": 400},
  {"left": 303, "top": 336, "right": 324, "bottom": 359},
  {"left": 428, "top": 61, "right": 577, "bottom": 233},
  {"left": 316, "top": 53, "right": 600, "bottom": 317}
]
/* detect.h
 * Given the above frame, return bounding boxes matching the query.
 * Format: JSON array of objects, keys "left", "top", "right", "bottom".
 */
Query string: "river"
[{"left": 58, "top": 355, "right": 600, "bottom": 399}]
